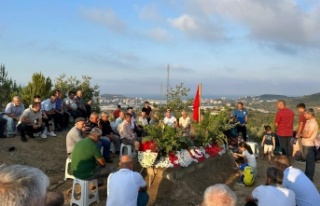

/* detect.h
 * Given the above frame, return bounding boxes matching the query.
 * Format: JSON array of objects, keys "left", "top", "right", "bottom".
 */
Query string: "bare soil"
[{"left": 0, "top": 131, "right": 319, "bottom": 206}]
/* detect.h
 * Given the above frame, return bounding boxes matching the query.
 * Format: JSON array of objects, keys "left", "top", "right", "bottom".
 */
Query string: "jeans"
[
  {"left": 137, "top": 191, "right": 149, "bottom": 206},
  {"left": 17, "top": 122, "right": 45, "bottom": 138},
  {"left": 278, "top": 136, "right": 292, "bottom": 156},
  {"left": 2, "top": 114, "right": 17, "bottom": 135},
  {"left": 98, "top": 138, "right": 111, "bottom": 160},
  {"left": 302, "top": 146, "right": 316, "bottom": 181}
]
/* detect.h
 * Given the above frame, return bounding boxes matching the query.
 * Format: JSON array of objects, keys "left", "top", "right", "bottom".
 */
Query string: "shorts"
[{"left": 264, "top": 145, "right": 273, "bottom": 153}]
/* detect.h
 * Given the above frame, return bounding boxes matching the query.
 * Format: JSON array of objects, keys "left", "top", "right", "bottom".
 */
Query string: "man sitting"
[
  {"left": 202, "top": 184, "right": 237, "bottom": 206},
  {"left": 71, "top": 128, "right": 111, "bottom": 180},
  {"left": 99, "top": 112, "right": 120, "bottom": 155},
  {"left": 41, "top": 92, "right": 61, "bottom": 134},
  {"left": 85, "top": 112, "right": 112, "bottom": 163},
  {"left": 111, "top": 111, "right": 124, "bottom": 135},
  {"left": 66, "top": 117, "right": 86, "bottom": 156},
  {"left": 74, "top": 89, "right": 87, "bottom": 118},
  {"left": 163, "top": 109, "right": 177, "bottom": 128},
  {"left": 179, "top": 110, "right": 191, "bottom": 136},
  {"left": 107, "top": 155, "right": 149, "bottom": 206},
  {"left": 2, "top": 96, "right": 25, "bottom": 137},
  {"left": 17, "top": 102, "right": 45, "bottom": 142},
  {"left": 54, "top": 89, "right": 69, "bottom": 129},
  {"left": 275, "top": 155, "right": 320, "bottom": 205},
  {"left": 64, "top": 91, "right": 81, "bottom": 120},
  {"left": 245, "top": 167, "right": 295, "bottom": 206},
  {"left": 119, "top": 113, "right": 140, "bottom": 151}
]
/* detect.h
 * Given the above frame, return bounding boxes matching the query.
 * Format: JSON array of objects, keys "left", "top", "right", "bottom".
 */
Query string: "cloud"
[
  {"left": 168, "top": 14, "right": 226, "bottom": 41},
  {"left": 190, "top": 0, "right": 320, "bottom": 48},
  {"left": 80, "top": 8, "right": 126, "bottom": 33},
  {"left": 139, "top": 4, "right": 164, "bottom": 22},
  {"left": 147, "top": 27, "right": 171, "bottom": 42}
]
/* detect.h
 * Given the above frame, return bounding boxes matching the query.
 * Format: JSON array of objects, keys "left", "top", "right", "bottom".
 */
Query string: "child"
[
  {"left": 261, "top": 125, "right": 275, "bottom": 164},
  {"left": 235, "top": 157, "right": 254, "bottom": 186},
  {"left": 233, "top": 142, "right": 257, "bottom": 177}
]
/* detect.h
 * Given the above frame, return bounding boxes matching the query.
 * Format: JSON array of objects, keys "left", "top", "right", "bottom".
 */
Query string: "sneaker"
[
  {"left": 21, "top": 136, "right": 27, "bottom": 142},
  {"left": 41, "top": 133, "right": 47, "bottom": 139},
  {"left": 47, "top": 131, "right": 57, "bottom": 137},
  {"left": 235, "top": 181, "right": 245, "bottom": 186}
]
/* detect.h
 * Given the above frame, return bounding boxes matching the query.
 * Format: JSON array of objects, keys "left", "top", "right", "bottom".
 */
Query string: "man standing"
[
  {"left": 275, "top": 155, "right": 320, "bottom": 205},
  {"left": 142, "top": 101, "right": 152, "bottom": 123},
  {"left": 179, "top": 110, "right": 191, "bottom": 136},
  {"left": 233, "top": 102, "right": 248, "bottom": 142},
  {"left": 301, "top": 108, "right": 318, "bottom": 180},
  {"left": 293, "top": 103, "right": 306, "bottom": 159},
  {"left": 71, "top": 128, "right": 110, "bottom": 180},
  {"left": 107, "top": 155, "right": 149, "bottom": 206},
  {"left": 163, "top": 109, "right": 177, "bottom": 128},
  {"left": 17, "top": 102, "right": 44, "bottom": 142},
  {"left": 2, "top": 96, "right": 25, "bottom": 137},
  {"left": 66, "top": 117, "right": 86, "bottom": 156},
  {"left": 274, "top": 100, "right": 294, "bottom": 156}
]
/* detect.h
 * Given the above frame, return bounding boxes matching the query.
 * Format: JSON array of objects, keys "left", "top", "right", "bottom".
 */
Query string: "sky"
[{"left": 1, "top": 0, "right": 320, "bottom": 97}]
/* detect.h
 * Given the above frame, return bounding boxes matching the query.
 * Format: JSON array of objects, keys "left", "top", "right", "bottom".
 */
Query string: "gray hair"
[
  {"left": 0, "top": 164, "right": 49, "bottom": 206},
  {"left": 202, "top": 184, "right": 237, "bottom": 206},
  {"left": 305, "top": 108, "right": 315, "bottom": 117},
  {"left": 90, "top": 127, "right": 102, "bottom": 136},
  {"left": 101, "top": 111, "right": 109, "bottom": 117}
]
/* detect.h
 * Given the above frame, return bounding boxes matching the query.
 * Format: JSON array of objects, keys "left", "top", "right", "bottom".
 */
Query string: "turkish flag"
[{"left": 193, "top": 84, "right": 200, "bottom": 122}]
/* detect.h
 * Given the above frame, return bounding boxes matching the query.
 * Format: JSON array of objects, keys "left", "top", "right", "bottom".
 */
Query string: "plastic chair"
[
  {"left": 247, "top": 142, "right": 259, "bottom": 158},
  {"left": 120, "top": 143, "right": 135, "bottom": 158},
  {"left": 64, "top": 157, "right": 74, "bottom": 181},
  {"left": 70, "top": 178, "right": 100, "bottom": 206}
]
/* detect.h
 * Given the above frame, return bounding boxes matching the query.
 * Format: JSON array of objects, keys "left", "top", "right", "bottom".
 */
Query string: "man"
[
  {"left": 113, "top": 105, "right": 121, "bottom": 119},
  {"left": 66, "top": 117, "right": 86, "bottom": 156},
  {"left": 179, "top": 110, "right": 191, "bottom": 136},
  {"left": 138, "top": 111, "right": 148, "bottom": 126},
  {"left": 17, "top": 102, "right": 45, "bottom": 142},
  {"left": 274, "top": 100, "right": 294, "bottom": 156},
  {"left": 292, "top": 103, "right": 306, "bottom": 159},
  {"left": 2, "top": 96, "right": 25, "bottom": 137},
  {"left": 99, "top": 112, "right": 121, "bottom": 155},
  {"left": 74, "top": 89, "right": 87, "bottom": 118},
  {"left": 54, "top": 89, "right": 69, "bottom": 129},
  {"left": 41, "top": 93, "right": 60, "bottom": 135},
  {"left": 0, "top": 164, "right": 49, "bottom": 206},
  {"left": 64, "top": 91, "right": 81, "bottom": 120},
  {"left": 233, "top": 102, "right": 248, "bottom": 142},
  {"left": 275, "top": 155, "right": 320, "bottom": 205},
  {"left": 85, "top": 100, "right": 93, "bottom": 119},
  {"left": 202, "top": 184, "right": 237, "bottom": 206},
  {"left": 142, "top": 101, "right": 152, "bottom": 123},
  {"left": 301, "top": 108, "right": 318, "bottom": 180},
  {"left": 111, "top": 110, "right": 125, "bottom": 135},
  {"left": 71, "top": 127, "right": 110, "bottom": 180},
  {"left": 107, "top": 155, "right": 149, "bottom": 206},
  {"left": 163, "top": 109, "right": 177, "bottom": 128},
  {"left": 85, "top": 112, "right": 113, "bottom": 163},
  {"left": 119, "top": 113, "right": 140, "bottom": 150},
  {"left": 245, "top": 167, "right": 295, "bottom": 206}
]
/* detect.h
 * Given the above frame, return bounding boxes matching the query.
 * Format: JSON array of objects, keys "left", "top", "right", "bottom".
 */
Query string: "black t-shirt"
[
  {"left": 264, "top": 132, "right": 274, "bottom": 145},
  {"left": 100, "top": 120, "right": 113, "bottom": 136},
  {"left": 142, "top": 106, "right": 152, "bottom": 116}
]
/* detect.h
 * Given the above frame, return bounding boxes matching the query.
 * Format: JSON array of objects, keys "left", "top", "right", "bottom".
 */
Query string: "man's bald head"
[{"left": 119, "top": 155, "right": 133, "bottom": 169}]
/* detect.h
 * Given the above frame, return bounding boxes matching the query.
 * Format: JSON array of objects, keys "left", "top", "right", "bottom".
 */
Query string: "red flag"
[{"left": 193, "top": 84, "right": 200, "bottom": 122}]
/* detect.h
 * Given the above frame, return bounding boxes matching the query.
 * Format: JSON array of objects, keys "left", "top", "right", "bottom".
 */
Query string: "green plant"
[{"left": 192, "top": 110, "right": 232, "bottom": 147}]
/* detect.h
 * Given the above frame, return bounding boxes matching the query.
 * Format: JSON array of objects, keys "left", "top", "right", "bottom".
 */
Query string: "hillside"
[{"left": 100, "top": 93, "right": 128, "bottom": 100}]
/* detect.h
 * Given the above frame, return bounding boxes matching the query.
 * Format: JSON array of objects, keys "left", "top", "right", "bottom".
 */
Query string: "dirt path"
[{"left": 0, "top": 132, "right": 319, "bottom": 206}]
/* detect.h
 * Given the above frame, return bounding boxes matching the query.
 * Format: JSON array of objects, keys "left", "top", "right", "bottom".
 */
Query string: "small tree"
[{"left": 21, "top": 73, "right": 52, "bottom": 106}]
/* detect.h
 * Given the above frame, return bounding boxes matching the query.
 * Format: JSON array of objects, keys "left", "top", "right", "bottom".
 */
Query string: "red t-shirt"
[
  {"left": 274, "top": 108, "right": 294, "bottom": 137},
  {"left": 299, "top": 113, "right": 307, "bottom": 131},
  {"left": 113, "top": 109, "right": 120, "bottom": 119}
]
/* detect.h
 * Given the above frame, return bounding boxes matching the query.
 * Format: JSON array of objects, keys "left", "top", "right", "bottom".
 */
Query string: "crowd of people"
[{"left": 0, "top": 94, "right": 320, "bottom": 205}]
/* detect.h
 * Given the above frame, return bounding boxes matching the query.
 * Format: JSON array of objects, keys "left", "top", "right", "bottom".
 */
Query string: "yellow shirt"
[{"left": 302, "top": 118, "right": 318, "bottom": 147}]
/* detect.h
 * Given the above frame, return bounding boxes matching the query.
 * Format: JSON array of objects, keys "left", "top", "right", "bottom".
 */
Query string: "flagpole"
[{"left": 199, "top": 83, "right": 202, "bottom": 122}]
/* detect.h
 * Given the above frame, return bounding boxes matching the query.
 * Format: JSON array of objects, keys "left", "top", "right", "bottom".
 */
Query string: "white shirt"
[
  {"left": 179, "top": 116, "right": 191, "bottom": 129},
  {"left": 283, "top": 166, "right": 320, "bottom": 206},
  {"left": 138, "top": 116, "right": 148, "bottom": 126},
  {"left": 252, "top": 185, "right": 296, "bottom": 206},
  {"left": 41, "top": 99, "right": 56, "bottom": 112},
  {"left": 64, "top": 97, "right": 77, "bottom": 110},
  {"left": 163, "top": 116, "right": 177, "bottom": 127},
  {"left": 243, "top": 150, "right": 256, "bottom": 168},
  {"left": 18, "top": 108, "right": 42, "bottom": 124},
  {"left": 107, "top": 168, "right": 146, "bottom": 206}
]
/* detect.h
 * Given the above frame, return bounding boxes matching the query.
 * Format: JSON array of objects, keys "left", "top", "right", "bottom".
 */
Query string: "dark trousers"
[
  {"left": 61, "top": 112, "right": 70, "bottom": 128},
  {"left": 98, "top": 139, "right": 111, "bottom": 160},
  {"left": 278, "top": 136, "right": 292, "bottom": 156},
  {"left": 47, "top": 113, "right": 63, "bottom": 129},
  {"left": 17, "top": 122, "right": 45, "bottom": 137},
  {"left": 302, "top": 146, "right": 316, "bottom": 181},
  {"left": 236, "top": 125, "right": 247, "bottom": 142},
  {"left": 0, "top": 117, "right": 6, "bottom": 137},
  {"left": 67, "top": 109, "right": 81, "bottom": 119}
]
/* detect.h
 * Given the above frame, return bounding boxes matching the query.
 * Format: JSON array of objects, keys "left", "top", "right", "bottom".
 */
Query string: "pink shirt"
[{"left": 302, "top": 118, "right": 318, "bottom": 147}]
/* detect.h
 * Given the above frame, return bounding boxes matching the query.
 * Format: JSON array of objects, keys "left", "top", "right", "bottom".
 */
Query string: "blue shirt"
[
  {"left": 55, "top": 98, "right": 62, "bottom": 111},
  {"left": 233, "top": 109, "right": 248, "bottom": 124}
]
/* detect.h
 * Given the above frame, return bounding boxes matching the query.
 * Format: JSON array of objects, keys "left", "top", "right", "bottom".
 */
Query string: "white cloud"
[
  {"left": 139, "top": 4, "right": 164, "bottom": 22},
  {"left": 188, "top": 0, "right": 320, "bottom": 48},
  {"left": 80, "top": 8, "right": 126, "bottom": 33},
  {"left": 168, "top": 14, "right": 226, "bottom": 41},
  {"left": 148, "top": 27, "right": 171, "bottom": 42}
]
